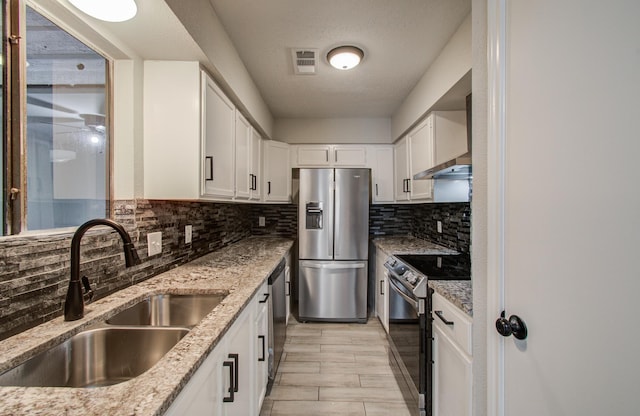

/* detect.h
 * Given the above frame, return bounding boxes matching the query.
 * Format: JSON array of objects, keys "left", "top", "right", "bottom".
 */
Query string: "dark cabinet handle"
[
  {"left": 222, "top": 360, "right": 234, "bottom": 402},
  {"left": 380, "top": 279, "right": 384, "bottom": 296},
  {"left": 258, "top": 335, "right": 266, "bottom": 361},
  {"left": 286, "top": 281, "right": 291, "bottom": 296},
  {"left": 375, "top": 183, "right": 379, "bottom": 196},
  {"left": 205, "top": 156, "right": 213, "bottom": 181},
  {"left": 228, "top": 353, "right": 239, "bottom": 392},
  {"left": 434, "top": 310, "right": 454, "bottom": 326},
  {"left": 268, "top": 181, "right": 271, "bottom": 195},
  {"left": 406, "top": 178, "right": 411, "bottom": 193},
  {"left": 496, "top": 311, "right": 528, "bottom": 340},
  {"left": 259, "top": 293, "right": 270, "bottom": 303},
  {"left": 253, "top": 174, "right": 258, "bottom": 190}
]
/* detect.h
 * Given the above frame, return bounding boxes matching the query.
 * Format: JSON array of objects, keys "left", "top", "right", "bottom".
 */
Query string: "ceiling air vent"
[{"left": 291, "top": 48, "right": 318, "bottom": 75}]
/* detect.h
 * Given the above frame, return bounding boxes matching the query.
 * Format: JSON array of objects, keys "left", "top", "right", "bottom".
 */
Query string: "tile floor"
[{"left": 259, "top": 318, "right": 412, "bottom": 416}]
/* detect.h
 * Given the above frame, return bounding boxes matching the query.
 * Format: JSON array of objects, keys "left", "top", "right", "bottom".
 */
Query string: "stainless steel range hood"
[{"left": 413, "top": 152, "right": 471, "bottom": 180}]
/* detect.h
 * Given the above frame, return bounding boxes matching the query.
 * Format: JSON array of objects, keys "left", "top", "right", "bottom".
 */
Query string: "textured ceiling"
[{"left": 208, "top": 0, "right": 471, "bottom": 118}]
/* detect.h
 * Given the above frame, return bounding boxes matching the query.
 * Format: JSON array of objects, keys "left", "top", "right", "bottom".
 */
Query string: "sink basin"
[
  {"left": 106, "top": 293, "right": 226, "bottom": 328},
  {"left": 0, "top": 326, "right": 188, "bottom": 388}
]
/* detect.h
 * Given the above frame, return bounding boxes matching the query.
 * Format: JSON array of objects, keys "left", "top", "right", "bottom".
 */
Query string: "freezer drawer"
[{"left": 298, "top": 260, "right": 368, "bottom": 322}]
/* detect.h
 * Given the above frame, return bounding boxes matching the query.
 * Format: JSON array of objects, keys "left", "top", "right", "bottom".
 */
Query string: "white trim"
[{"left": 486, "top": 0, "right": 507, "bottom": 415}]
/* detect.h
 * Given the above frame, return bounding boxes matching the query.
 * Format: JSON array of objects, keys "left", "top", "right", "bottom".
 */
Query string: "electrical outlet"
[
  {"left": 185, "top": 225, "right": 192, "bottom": 244},
  {"left": 147, "top": 232, "right": 162, "bottom": 256},
  {"left": 259, "top": 216, "right": 265, "bottom": 227},
  {"left": 437, "top": 221, "right": 443, "bottom": 233}
]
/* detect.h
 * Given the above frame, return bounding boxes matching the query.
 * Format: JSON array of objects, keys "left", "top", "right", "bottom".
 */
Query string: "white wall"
[
  {"left": 274, "top": 118, "right": 391, "bottom": 144},
  {"left": 392, "top": 14, "right": 472, "bottom": 141},
  {"left": 165, "top": 0, "right": 274, "bottom": 139}
]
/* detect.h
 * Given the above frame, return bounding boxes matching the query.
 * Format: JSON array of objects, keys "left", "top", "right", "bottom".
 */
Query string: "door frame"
[{"left": 486, "top": 0, "right": 507, "bottom": 415}]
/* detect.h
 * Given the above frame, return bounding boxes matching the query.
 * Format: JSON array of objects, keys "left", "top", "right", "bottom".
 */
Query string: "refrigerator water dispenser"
[{"left": 305, "top": 202, "right": 323, "bottom": 229}]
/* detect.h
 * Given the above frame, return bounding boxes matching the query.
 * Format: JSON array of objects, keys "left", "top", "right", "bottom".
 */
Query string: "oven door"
[{"left": 387, "top": 275, "right": 427, "bottom": 416}]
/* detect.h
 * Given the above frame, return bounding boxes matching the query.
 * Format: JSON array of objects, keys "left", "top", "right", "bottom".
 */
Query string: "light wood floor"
[{"left": 259, "top": 318, "right": 412, "bottom": 416}]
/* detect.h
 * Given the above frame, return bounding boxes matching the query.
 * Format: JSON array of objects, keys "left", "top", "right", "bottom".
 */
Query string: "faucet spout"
[{"left": 64, "top": 219, "right": 140, "bottom": 321}]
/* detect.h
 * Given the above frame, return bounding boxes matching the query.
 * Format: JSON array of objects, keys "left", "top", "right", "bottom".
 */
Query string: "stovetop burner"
[{"left": 395, "top": 253, "right": 471, "bottom": 281}]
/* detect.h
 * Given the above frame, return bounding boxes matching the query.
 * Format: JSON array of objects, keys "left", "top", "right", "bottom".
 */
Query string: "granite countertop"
[
  {"left": 0, "top": 236, "right": 293, "bottom": 416},
  {"left": 372, "top": 236, "right": 472, "bottom": 317}
]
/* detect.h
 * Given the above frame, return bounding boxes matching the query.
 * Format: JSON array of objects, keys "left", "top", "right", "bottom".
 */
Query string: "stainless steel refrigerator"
[{"left": 298, "top": 168, "right": 369, "bottom": 322}]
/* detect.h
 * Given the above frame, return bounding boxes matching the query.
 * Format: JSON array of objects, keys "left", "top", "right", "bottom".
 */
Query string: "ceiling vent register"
[{"left": 291, "top": 49, "right": 318, "bottom": 75}]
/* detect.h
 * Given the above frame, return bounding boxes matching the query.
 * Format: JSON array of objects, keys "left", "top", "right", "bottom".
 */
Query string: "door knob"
[{"left": 495, "top": 311, "right": 528, "bottom": 340}]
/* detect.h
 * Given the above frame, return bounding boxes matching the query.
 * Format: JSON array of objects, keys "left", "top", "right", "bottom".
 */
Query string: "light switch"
[
  {"left": 259, "top": 216, "right": 265, "bottom": 227},
  {"left": 437, "top": 221, "right": 443, "bottom": 233},
  {"left": 147, "top": 232, "right": 162, "bottom": 256},
  {"left": 185, "top": 225, "right": 192, "bottom": 244}
]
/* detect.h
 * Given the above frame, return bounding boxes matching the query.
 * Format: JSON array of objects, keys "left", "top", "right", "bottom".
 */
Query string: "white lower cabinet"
[
  {"left": 254, "top": 281, "right": 269, "bottom": 412},
  {"left": 166, "top": 282, "right": 269, "bottom": 416},
  {"left": 375, "top": 248, "right": 389, "bottom": 333},
  {"left": 431, "top": 292, "right": 473, "bottom": 416}
]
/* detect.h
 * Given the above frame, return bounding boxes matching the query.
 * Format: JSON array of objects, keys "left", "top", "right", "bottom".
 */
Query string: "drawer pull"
[
  {"left": 259, "top": 293, "right": 270, "bottom": 303},
  {"left": 434, "top": 310, "right": 454, "bottom": 326}
]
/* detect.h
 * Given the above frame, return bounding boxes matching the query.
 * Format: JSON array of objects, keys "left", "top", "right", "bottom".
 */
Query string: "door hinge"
[{"left": 8, "top": 35, "right": 21, "bottom": 45}]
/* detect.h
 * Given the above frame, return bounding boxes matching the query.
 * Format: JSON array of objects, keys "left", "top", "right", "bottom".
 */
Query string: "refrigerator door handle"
[{"left": 300, "top": 261, "right": 365, "bottom": 269}]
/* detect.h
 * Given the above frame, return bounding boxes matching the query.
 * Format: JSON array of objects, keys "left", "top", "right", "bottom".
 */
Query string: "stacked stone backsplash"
[
  {"left": 0, "top": 200, "right": 251, "bottom": 341},
  {"left": 412, "top": 202, "right": 471, "bottom": 253},
  {"left": 0, "top": 199, "right": 469, "bottom": 340},
  {"left": 247, "top": 202, "right": 469, "bottom": 253}
]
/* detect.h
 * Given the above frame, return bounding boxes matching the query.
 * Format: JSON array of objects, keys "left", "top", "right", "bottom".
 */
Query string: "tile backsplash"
[
  {"left": 0, "top": 199, "right": 470, "bottom": 340},
  {"left": 0, "top": 200, "right": 251, "bottom": 340}
]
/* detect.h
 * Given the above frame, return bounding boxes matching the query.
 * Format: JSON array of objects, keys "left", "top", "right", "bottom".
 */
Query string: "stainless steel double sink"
[{"left": 0, "top": 293, "right": 226, "bottom": 388}]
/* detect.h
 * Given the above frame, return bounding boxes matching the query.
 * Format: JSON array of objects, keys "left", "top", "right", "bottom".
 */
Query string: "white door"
[{"left": 488, "top": 1, "right": 640, "bottom": 415}]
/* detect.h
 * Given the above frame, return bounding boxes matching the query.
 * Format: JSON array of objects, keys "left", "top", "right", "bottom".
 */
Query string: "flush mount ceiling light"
[
  {"left": 69, "top": 0, "right": 138, "bottom": 22},
  {"left": 327, "top": 46, "right": 364, "bottom": 70}
]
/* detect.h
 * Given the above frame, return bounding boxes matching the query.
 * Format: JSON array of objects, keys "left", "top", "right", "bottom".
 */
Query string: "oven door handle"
[{"left": 388, "top": 277, "right": 419, "bottom": 311}]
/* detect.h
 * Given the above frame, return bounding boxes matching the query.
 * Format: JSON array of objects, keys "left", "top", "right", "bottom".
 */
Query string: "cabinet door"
[
  {"left": 285, "top": 264, "right": 291, "bottom": 326},
  {"left": 235, "top": 112, "right": 252, "bottom": 200},
  {"left": 254, "top": 301, "right": 268, "bottom": 411},
  {"left": 394, "top": 138, "right": 410, "bottom": 201},
  {"left": 165, "top": 342, "right": 224, "bottom": 416},
  {"left": 432, "top": 323, "right": 472, "bottom": 416},
  {"left": 333, "top": 146, "right": 367, "bottom": 166},
  {"left": 433, "top": 111, "right": 467, "bottom": 165},
  {"left": 372, "top": 147, "right": 395, "bottom": 203},
  {"left": 297, "top": 145, "right": 331, "bottom": 166},
  {"left": 202, "top": 73, "right": 236, "bottom": 198},
  {"left": 408, "top": 117, "right": 434, "bottom": 200},
  {"left": 250, "top": 129, "right": 262, "bottom": 200},
  {"left": 263, "top": 141, "right": 291, "bottom": 202},
  {"left": 221, "top": 305, "right": 253, "bottom": 415},
  {"left": 375, "top": 248, "right": 389, "bottom": 333},
  {"left": 143, "top": 61, "right": 201, "bottom": 200}
]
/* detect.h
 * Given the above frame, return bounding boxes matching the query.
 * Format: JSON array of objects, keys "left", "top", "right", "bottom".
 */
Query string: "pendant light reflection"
[
  {"left": 327, "top": 46, "right": 364, "bottom": 70},
  {"left": 68, "top": 0, "right": 138, "bottom": 22}
]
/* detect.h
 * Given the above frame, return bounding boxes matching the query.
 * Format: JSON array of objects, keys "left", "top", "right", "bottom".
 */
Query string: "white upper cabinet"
[
  {"left": 202, "top": 72, "right": 236, "bottom": 199},
  {"left": 393, "top": 111, "right": 467, "bottom": 203},
  {"left": 250, "top": 128, "right": 262, "bottom": 201},
  {"left": 394, "top": 136, "right": 412, "bottom": 201},
  {"left": 234, "top": 112, "right": 252, "bottom": 199},
  {"left": 372, "top": 147, "right": 394, "bottom": 203},
  {"left": 407, "top": 116, "right": 434, "bottom": 200},
  {"left": 394, "top": 114, "right": 437, "bottom": 202},
  {"left": 333, "top": 146, "right": 367, "bottom": 166},
  {"left": 263, "top": 141, "right": 291, "bottom": 203},
  {"left": 292, "top": 145, "right": 367, "bottom": 167},
  {"left": 143, "top": 61, "right": 203, "bottom": 200},
  {"left": 432, "top": 110, "right": 467, "bottom": 166}
]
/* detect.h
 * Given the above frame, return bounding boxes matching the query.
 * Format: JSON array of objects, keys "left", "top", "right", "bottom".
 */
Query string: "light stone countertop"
[
  {"left": 372, "top": 236, "right": 472, "bottom": 316},
  {"left": 0, "top": 236, "right": 293, "bottom": 416}
]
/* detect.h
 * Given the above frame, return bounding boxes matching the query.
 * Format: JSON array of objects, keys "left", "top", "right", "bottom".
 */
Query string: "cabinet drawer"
[{"left": 432, "top": 292, "right": 472, "bottom": 356}]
